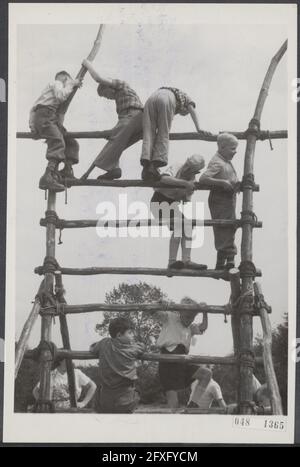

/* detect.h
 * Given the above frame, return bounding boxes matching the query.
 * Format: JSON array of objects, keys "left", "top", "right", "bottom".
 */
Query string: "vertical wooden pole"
[
  {"left": 55, "top": 272, "right": 77, "bottom": 408},
  {"left": 37, "top": 191, "right": 56, "bottom": 412},
  {"left": 229, "top": 268, "right": 241, "bottom": 356},
  {"left": 238, "top": 41, "right": 287, "bottom": 414},
  {"left": 254, "top": 282, "right": 283, "bottom": 415}
]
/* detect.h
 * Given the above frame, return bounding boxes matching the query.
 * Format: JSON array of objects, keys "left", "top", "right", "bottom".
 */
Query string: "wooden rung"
[
  {"left": 64, "top": 178, "right": 260, "bottom": 192},
  {"left": 34, "top": 266, "right": 262, "bottom": 280},
  {"left": 43, "top": 302, "right": 232, "bottom": 316},
  {"left": 25, "top": 349, "right": 264, "bottom": 366},
  {"left": 16, "top": 129, "right": 287, "bottom": 141},
  {"left": 40, "top": 218, "right": 262, "bottom": 229},
  {"left": 135, "top": 406, "right": 272, "bottom": 415}
]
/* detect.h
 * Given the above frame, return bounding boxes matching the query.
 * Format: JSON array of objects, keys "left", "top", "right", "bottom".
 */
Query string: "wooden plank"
[
  {"left": 35, "top": 266, "right": 262, "bottom": 279},
  {"left": 40, "top": 218, "right": 262, "bottom": 229},
  {"left": 16, "top": 129, "right": 287, "bottom": 141},
  {"left": 49, "top": 302, "right": 231, "bottom": 316},
  {"left": 25, "top": 349, "right": 264, "bottom": 366}
]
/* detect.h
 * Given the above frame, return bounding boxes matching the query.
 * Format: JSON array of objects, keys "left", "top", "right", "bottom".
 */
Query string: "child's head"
[
  {"left": 97, "top": 83, "right": 116, "bottom": 100},
  {"left": 179, "top": 297, "right": 199, "bottom": 327},
  {"left": 192, "top": 366, "right": 212, "bottom": 387},
  {"left": 109, "top": 317, "right": 135, "bottom": 344},
  {"left": 55, "top": 71, "right": 72, "bottom": 84},
  {"left": 51, "top": 356, "right": 67, "bottom": 372},
  {"left": 182, "top": 154, "right": 205, "bottom": 178},
  {"left": 254, "top": 383, "right": 271, "bottom": 407},
  {"left": 217, "top": 133, "right": 238, "bottom": 161}
]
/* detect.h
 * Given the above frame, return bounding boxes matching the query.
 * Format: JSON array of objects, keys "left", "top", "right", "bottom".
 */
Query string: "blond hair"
[{"left": 217, "top": 132, "right": 239, "bottom": 150}]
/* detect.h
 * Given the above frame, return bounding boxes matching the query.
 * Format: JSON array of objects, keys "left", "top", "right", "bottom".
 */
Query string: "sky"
[{"left": 14, "top": 23, "right": 288, "bottom": 360}]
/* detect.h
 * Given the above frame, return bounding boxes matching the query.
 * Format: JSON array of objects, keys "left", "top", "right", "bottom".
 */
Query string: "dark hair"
[
  {"left": 51, "top": 356, "right": 66, "bottom": 371},
  {"left": 55, "top": 70, "right": 71, "bottom": 80},
  {"left": 108, "top": 317, "right": 134, "bottom": 338}
]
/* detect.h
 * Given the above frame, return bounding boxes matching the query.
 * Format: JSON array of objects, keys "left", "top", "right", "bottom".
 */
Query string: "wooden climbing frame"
[{"left": 15, "top": 29, "right": 287, "bottom": 416}]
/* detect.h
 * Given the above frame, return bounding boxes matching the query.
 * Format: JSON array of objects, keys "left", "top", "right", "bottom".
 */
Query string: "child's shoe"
[
  {"left": 183, "top": 260, "right": 207, "bottom": 270},
  {"left": 97, "top": 168, "right": 122, "bottom": 180},
  {"left": 168, "top": 260, "right": 184, "bottom": 269},
  {"left": 141, "top": 166, "right": 160, "bottom": 182},
  {"left": 215, "top": 252, "right": 226, "bottom": 270},
  {"left": 58, "top": 165, "right": 76, "bottom": 181},
  {"left": 39, "top": 168, "right": 65, "bottom": 192},
  {"left": 225, "top": 261, "right": 235, "bottom": 270}
]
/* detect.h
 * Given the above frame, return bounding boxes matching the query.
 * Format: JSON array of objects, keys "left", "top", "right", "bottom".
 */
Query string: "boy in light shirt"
[
  {"left": 199, "top": 133, "right": 240, "bottom": 270},
  {"left": 187, "top": 367, "right": 226, "bottom": 410},
  {"left": 29, "top": 70, "right": 82, "bottom": 191}
]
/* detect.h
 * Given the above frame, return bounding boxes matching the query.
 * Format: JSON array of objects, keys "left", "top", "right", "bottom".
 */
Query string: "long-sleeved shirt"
[{"left": 32, "top": 80, "right": 75, "bottom": 112}]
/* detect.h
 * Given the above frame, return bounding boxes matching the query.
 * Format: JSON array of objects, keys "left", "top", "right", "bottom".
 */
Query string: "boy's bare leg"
[
  {"left": 166, "top": 390, "right": 179, "bottom": 410},
  {"left": 81, "top": 163, "right": 96, "bottom": 180},
  {"left": 181, "top": 234, "right": 207, "bottom": 270}
]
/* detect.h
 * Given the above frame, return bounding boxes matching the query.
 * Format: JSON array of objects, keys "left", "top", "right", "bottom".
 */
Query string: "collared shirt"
[
  {"left": 155, "top": 162, "right": 196, "bottom": 202},
  {"left": 110, "top": 79, "right": 143, "bottom": 117},
  {"left": 160, "top": 87, "right": 195, "bottom": 115},
  {"left": 189, "top": 379, "right": 223, "bottom": 409},
  {"left": 155, "top": 311, "right": 201, "bottom": 352},
  {"left": 32, "top": 80, "right": 75, "bottom": 111},
  {"left": 202, "top": 152, "right": 238, "bottom": 185}
]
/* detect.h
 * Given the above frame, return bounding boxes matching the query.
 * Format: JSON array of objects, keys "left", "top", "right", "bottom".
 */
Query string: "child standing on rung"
[
  {"left": 80, "top": 59, "right": 143, "bottom": 180},
  {"left": 29, "top": 70, "right": 82, "bottom": 192},
  {"left": 150, "top": 153, "right": 207, "bottom": 271},
  {"left": 140, "top": 87, "right": 211, "bottom": 181},
  {"left": 199, "top": 133, "right": 240, "bottom": 270}
]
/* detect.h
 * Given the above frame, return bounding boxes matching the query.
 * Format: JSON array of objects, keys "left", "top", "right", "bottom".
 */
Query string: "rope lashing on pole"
[
  {"left": 238, "top": 260, "right": 257, "bottom": 279},
  {"left": 35, "top": 256, "right": 60, "bottom": 275},
  {"left": 240, "top": 210, "right": 259, "bottom": 227}
]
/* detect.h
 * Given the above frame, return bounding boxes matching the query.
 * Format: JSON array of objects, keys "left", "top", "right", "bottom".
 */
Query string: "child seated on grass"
[
  {"left": 90, "top": 317, "right": 145, "bottom": 413},
  {"left": 187, "top": 367, "right": 226, "bottom": 411}
]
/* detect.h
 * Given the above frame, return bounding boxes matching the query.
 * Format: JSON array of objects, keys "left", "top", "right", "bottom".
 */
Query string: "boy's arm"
[
  {"left": 191, "top": 309, "right": 208, "bottom": 335},
  {"left": 188, "top": 104, "right": 212, "bottom": 137},
  {"left": 82, "top": 59, "right": 114, "bottom": 87},
  {"left": 160, "top": 174, "right": 195, "bottom": 191},
  {"left": 217, "top": 398, "right": 227, "bottom": 410},
  {"left": 53, "top": 80, "right": 80, "bottom": 103},
  {"left": 89, "top": 341, "right": 100, "bottom": 356},
  {"left": 199, "top": 164, "right": 234, "bottom": 192}
]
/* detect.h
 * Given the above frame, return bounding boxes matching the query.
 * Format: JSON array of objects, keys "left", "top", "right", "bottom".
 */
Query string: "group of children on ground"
[
  {"left": 30, "top": 63, "right": 240, "bottom": 271},
  {"left": 33, "top": 307, "right": 270, "bottom": 413}
]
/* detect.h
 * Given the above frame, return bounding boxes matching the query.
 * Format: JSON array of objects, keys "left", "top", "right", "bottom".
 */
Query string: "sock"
[{"left": 181, "top": 235, "right": 192, "bottom": 263}]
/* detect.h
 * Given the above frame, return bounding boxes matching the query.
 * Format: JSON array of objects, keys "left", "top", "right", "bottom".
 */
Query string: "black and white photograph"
[{"left": 3, "top": 3, "right": 297, "bottom": 444}]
